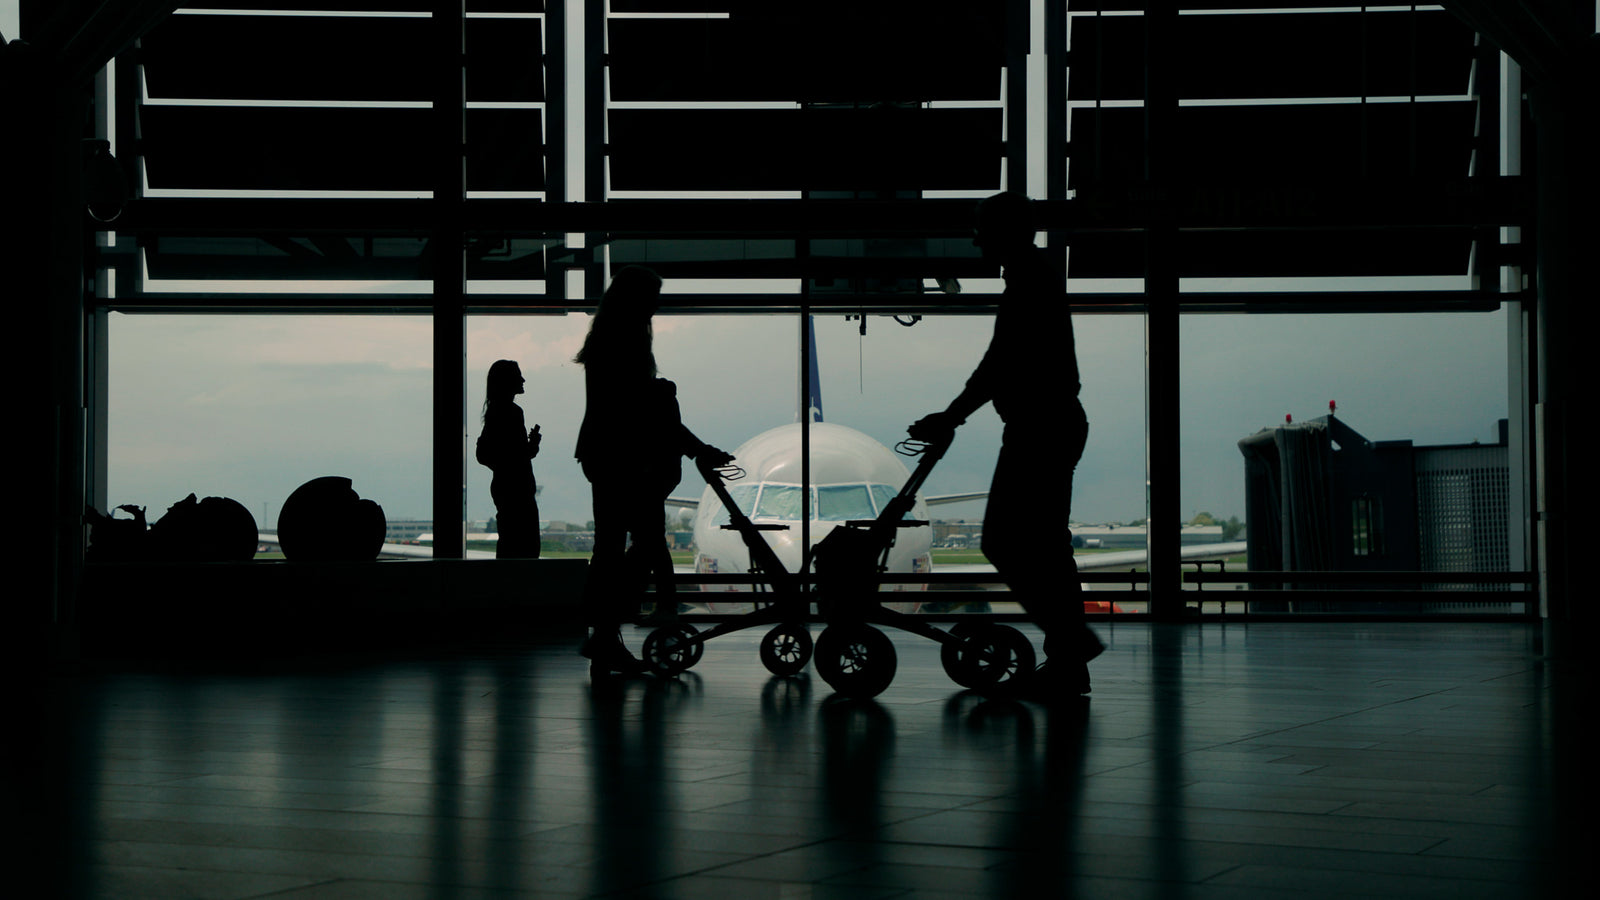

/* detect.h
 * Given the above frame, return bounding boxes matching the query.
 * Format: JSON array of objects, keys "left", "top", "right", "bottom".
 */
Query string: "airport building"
[
  {"left": 9, "top": 2, "right": 1591, "bottom": 898},
  {"left": 384, "top": 518, "right": 433, "bottom": 543}
]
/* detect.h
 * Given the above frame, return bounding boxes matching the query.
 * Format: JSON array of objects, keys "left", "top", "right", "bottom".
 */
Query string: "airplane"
[
  {"left": 673, "top": 418, "right": 1248, "bottom": 612},
  {"left": 659, "top": 317, "right": 983, "bottom": 613},
  {"left": 666, "top": 319, "right": 1248, "bottom": 613},
  {"left": 677, "top": 419, "right": 962, "bottom": 613}
]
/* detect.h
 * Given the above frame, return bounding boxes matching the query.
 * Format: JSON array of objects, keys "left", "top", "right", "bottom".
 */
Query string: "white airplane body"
[
  {"left": 672, "top": 421, "right": 1249, "bottom": 611},
  {"left": 683, "top": 421, "right": 944, "bottom": 613},
  {"left": 1076, "top": 541, "right": 1249, "bottom": 571}
]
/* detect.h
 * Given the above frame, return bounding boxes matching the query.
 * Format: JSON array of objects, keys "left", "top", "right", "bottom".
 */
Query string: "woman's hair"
[
  {"left": 975, "top": 190, "right": 1036, "bottom": 250},
  {"left": 574, "top": 265, "right": 662, "bottom": 376},
  {"left": 482, "top": 359, "right": 520, "bottom": 423}
]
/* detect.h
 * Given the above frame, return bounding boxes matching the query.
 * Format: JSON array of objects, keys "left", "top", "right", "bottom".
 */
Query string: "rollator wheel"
[
  {"left": 940, "top": 621, "right": 980, "bottom": 687},
  {"left": 760, "top": 623, "right": 813, "bottom": 676},
  {"left": 952, "top": 624, "right": 1035, "bottom": 690},
  {"left": 642, "top": 624, "right": 703, "bottom": 676},
  {"left": 814, "top": 624, "right": 897, "bottom": 699}
]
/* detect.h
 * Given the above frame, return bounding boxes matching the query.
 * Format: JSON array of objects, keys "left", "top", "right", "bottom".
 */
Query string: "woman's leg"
[{"left": 580, "top": 470, "right": 643, "bottom": 670}]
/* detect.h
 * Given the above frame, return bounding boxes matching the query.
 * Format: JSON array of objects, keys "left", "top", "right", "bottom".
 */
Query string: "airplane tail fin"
[{"left": 806, "top": 315, "right": 823, "bottom": 423}]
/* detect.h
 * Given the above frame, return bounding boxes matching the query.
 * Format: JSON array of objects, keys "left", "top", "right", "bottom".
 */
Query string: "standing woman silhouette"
[
  {"left": 477, "top": 360, "right": 543, "bottom": 559},
  {"left": 574, "top": 266, "right": 732, "bottom": 674}
]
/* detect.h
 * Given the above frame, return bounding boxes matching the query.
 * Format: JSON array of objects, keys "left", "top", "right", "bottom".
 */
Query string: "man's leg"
[
  {"left": 983, "top": 412, "right": 1094, "bottom": 689},
  {"left": 983, "top": 434, "right": 1079, "bottom": 656}
]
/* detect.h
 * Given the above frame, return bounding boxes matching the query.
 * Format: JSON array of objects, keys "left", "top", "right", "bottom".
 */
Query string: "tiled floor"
[{"left": 30, "top": 620, "right": 1583, "bottom": 898}]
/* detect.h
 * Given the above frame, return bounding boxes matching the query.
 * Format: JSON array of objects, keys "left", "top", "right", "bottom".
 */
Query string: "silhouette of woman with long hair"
[
  {"left": 574, "top": 266, "right": 732, "bottom": 674},
  {"left": 477, "top": 360, "right": 542, "bottom": 559}
]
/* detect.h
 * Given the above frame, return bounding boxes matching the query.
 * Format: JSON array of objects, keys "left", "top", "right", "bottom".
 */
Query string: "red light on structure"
[
  {"left": 1329, "top": 400, "right": 1338, "bottom": 414},
  {"left": 1285, "top": 414, "right": 1293, "bottom": 424}
]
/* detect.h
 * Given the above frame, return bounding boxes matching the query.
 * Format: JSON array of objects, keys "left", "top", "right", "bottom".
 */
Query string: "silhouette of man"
[{"left": 911, "top": 191, "right": 1102, "bottom": 695}]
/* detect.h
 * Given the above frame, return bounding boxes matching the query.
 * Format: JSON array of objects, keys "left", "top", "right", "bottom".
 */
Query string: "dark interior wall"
[{"left": 78, "top": 558, "right": 589, "bottom": 657}]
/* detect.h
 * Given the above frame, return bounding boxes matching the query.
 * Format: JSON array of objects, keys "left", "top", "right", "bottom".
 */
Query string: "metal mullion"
[
  {"left": 544, "top": 0, "right": 567, "bottom": 303},
  {"left": 431, "top": 0, "right": 467, "bottom": 560},
  {"left": 799, "top": 238, "right": 812, "bottom": 579},
  {"left": 1005, "top": 0, "right": 1029, "bottom": 194},
  {"left": 1046, "top": 0, "right": 1068, "bottom": 269},
  {"left": 584, "top": 0, "right": 606, "bottom": 301},
  {"left": 1144, "top": 1, "right": 1181, "bottom": 621}
]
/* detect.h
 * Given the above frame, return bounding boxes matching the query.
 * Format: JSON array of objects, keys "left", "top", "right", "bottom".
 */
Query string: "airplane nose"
[
  {"left": 758, "top": 524, "right": 834, "bottom": 579},
  {"left": 770, "top": 539, "right": 806, "bottom": 577}
]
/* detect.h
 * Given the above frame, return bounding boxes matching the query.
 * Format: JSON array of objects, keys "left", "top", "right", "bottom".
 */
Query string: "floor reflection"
[{"left": 34, "top": 621, "right": 1576, "bottom": 899}]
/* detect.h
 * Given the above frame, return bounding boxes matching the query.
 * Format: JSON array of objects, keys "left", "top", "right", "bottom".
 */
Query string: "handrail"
[{"left": 1183, "top": 566, "right": 1535, "bottom": 585}]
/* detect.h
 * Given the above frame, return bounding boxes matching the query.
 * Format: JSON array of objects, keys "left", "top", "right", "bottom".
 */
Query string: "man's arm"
[
  {"left": 910, "top": 373, "right": 993, "bottom": 441},
  {"left": 908, "top": 327, "right": 1000, "bottom": 440},
  {"left": 681, "top": 426, "right": 733, "bottom": 467}
]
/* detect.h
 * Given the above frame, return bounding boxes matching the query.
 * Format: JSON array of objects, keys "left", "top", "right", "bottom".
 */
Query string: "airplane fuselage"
[{"left": 691, "top": 422, "right": 930, "bottom": 612}]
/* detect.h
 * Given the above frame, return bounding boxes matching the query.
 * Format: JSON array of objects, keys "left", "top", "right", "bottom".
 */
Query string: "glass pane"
[
  {"left": 468, "top": 313, "right": 593, "bottom": 556},
  {"left": 107, "top": 314, "right": 432, "bottom": 555},
  {"left": 810, "top": 311, "right": 1148, "bottom": 610},
  {"left": 1179, "top": 308, "right": 1518, "bottom": 612},
  {"left": 470, "top": 313, "right": 798, "bottom": 562}
]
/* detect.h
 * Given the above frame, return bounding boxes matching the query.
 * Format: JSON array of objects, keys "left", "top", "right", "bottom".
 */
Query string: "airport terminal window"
[
  {"left": 467, "top": 314, "right": 592, "bottom": 547},
  {"left": 1352, "top": 495, "right": 1384, "bottom": 557},
  {"left": 107, "top": 314, "right": 433, "bottom": 549},
  {"left": 465, "top": 313, "right": 793, "bottom": 554},
  {"left": 1177, "top": 308, "right": 1518, "bottom": 602},
  {"left": 1061, "top": 315, "right": 1149, "bottom": 571}
]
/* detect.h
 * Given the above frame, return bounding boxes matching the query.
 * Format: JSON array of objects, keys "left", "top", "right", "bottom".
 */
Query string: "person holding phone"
[{"left": 477, "top": 359, "right": 543, "bottom": 559}]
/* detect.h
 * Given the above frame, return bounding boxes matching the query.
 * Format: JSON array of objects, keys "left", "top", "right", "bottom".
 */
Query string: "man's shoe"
[
  {"left": 580, "top": 634, "right": 649, "bottom": 675},
  {"left": 637, "top": 602, "right": 683, "bottom": 626},
  {"left": 1028, "top": 659, "right": 1090, "bottom": 698},
  {"left": 1081, "top": 629, "right": 1105, "bottom": 663}
]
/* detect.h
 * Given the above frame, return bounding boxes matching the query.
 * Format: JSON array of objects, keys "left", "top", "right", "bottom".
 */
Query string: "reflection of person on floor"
[
  {"left": 477, "top": 359, "right": 542, "bottom": 559},
  {"left": 910, "top": 191, "right": 1102, "bottom": 695},
  {"left": 574, "top": 266, "right": 733, "bottom": 674}
]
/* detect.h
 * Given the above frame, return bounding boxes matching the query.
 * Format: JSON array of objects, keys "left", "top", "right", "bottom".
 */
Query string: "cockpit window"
[
  {"left": 818, "top": 485, "right": 876, "bottom": 522},
  {"left": 711, "top": 484, "right": 759, "bottom": 527},
  {"left": 754, "top": 484, "right": 805, "bottom": 520},
  {"left": 721, "top": 483, "right": 916, "bottom": 523},
  {"left": 870, "top": 484, "right": 914, "bottom": 520}
]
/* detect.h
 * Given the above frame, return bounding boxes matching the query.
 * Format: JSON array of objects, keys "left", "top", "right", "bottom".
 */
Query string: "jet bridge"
[{"left": 1239, "top": 414, "right": 1511, "bottom": 609}]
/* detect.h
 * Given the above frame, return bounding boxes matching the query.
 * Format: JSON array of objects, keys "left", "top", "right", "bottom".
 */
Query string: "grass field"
[
  {"left": 328, "top": 543, "right": 1245, "bottom": 570},
  {"left": 927, "top": 547, "right": 1160, "bottom": 567}
]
